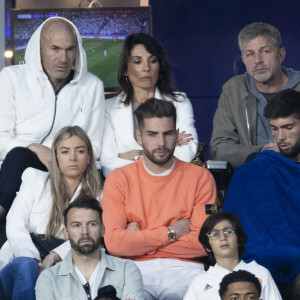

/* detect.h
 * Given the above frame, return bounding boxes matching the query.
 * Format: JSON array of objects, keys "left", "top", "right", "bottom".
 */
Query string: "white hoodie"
[{"left": 0, "top": 17, "right": 105, "bottom": 162}]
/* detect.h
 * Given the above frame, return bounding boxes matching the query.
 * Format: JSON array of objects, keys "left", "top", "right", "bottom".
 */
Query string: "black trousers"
[{"left": 0, "top": 147, "right": 48, "bottom": 213}]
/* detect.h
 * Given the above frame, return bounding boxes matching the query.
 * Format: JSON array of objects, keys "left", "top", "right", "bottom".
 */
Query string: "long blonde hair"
[{"left": 46, "top": 126, "right": 101, "bottom": 237}]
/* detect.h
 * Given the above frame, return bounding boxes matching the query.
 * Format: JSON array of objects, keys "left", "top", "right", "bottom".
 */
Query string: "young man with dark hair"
[
  {"left": 224, "top": 89, "right": 300, "bottom": 298},
  {"left": 210, "top": 22, "right": 300, "bottom": 169},
  {"left": 134, "top": 97, "right": 177, "bottom": 129},
  {"left": 184, "top": 212, "right": 281, "bottom": 300},
  {"left": 264, "top": 89, "right": 300, "bottom": 161},
  {"left": 219, "top": 270, "right": 262, "bottom": 300},
  {"left": 36, "top": 196, "right": 143, "bottom": 300},
  {"left": 103, "top": 98, "right": 217, "bottom": 300},
  {"left": 264, "top": 89, "right": 300, "bottom": 120}
]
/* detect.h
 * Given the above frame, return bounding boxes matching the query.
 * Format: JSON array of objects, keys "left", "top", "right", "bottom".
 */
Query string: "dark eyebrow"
[
  {"left": 281, "top": 123, "right": 295, "bottom": 128},
  {"left": 70, "top": 221, "right": 81, "bottom": 225},
  {"left": 51, "top": 44, "right": 76, "bottom": 49},
  {"left": 88, "top": 219, "right": 99, "bottom": 223},
  {"left": 164, "top": 130, "right": 175, "bottom": 134},
  {"left": 245, "top": 292, "right": 258, "bottom": 296},
  {"left": 271, "top": 122, "right": 295, "bottom": 129},
  {"left": 146, "top": 130, "right": 158, "bottom": 134},
  {"left": 228, "top": 292, "right": 257, "bottom": 296},
  {"left": 130, "top": 55, "right": 156, "bottom": 59},
  {"left": 71, "top": 219, "right": 98, "bottom": 225}
]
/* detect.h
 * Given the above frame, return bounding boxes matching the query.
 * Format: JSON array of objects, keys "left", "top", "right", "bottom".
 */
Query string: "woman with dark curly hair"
[{"left": 101, "top": 33, "right": 198, "bottom": 177}]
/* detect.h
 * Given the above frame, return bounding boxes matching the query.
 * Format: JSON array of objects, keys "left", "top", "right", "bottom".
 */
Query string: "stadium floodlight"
[{"left": 4, "top": 50, "right": 13, "bottom": 58}]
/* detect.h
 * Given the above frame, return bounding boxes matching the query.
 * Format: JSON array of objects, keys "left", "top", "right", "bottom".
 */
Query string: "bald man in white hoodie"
[{"left": 0, "top": 17, "right": 105, "bottom": 221}]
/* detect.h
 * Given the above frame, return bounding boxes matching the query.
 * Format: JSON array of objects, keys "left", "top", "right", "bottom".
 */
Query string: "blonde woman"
[{"left": 0, "top": 126, "right": 101, "bottom": 300}]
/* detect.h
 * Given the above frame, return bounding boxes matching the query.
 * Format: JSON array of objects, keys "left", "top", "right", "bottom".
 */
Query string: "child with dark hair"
[{"left": 184, "top": 212, "right": 281, "bottom": 300}]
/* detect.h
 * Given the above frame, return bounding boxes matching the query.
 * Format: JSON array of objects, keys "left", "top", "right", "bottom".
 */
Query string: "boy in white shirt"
[{"left": 184, "top": 212, "right": 282, "bottom": 300}]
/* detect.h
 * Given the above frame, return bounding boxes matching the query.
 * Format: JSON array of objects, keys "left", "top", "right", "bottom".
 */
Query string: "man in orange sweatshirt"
[{"left": 102, "top": 98, "right": 217, "bottom": 300}]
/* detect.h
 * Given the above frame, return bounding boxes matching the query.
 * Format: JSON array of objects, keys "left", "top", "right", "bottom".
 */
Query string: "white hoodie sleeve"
[{"left": 0, "top": 67, "right": 31, "bottom": 160}]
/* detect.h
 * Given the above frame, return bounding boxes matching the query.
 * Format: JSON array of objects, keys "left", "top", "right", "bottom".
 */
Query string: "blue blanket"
[{"left": 224, "top": 150, "right": 300, "bottom": 283}]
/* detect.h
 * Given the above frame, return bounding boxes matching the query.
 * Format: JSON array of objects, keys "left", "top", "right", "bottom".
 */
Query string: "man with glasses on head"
[{"left": 184, "top": 212, "right": 281, "bottom": 300}]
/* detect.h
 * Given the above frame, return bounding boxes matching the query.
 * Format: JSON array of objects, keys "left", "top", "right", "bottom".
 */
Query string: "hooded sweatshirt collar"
[
  {"left": 244, "top": 67, "right": 300, "bottom": 95},
  {"left": 24, "top": 16, "right": 87, "bottom": 83},
  {"left": 244, "top": 67, "right": 300, "bottom": 146}
]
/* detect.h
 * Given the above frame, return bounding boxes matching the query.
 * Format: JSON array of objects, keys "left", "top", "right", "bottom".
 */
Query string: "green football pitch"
[
  {"left": 83, "top": 38, "right": 123, "bottom": 89},
  {"left": 14, "top": 38, "right": 123, "bottom": 89}
]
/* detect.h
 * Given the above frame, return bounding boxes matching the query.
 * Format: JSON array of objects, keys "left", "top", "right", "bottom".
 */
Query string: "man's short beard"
[
  {"left": 69, "top": 236, "right": 101, "bottom": 255},
  {"left": 143, "top": 147, "right": 174, "bottom": 166},
  {"left": 279, "top": 140, "right": 300, "bottom": 160},
  {"left": 252, "top": 62, "right": 281, "bottom": 85},
  {"left": 253, "top": 71, "right": 273, "bottom": 85}
]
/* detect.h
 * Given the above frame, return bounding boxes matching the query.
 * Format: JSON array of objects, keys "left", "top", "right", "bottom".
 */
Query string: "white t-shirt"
[
  {"left": 75, "top": 261, "right": 101, "bottom": 300},
  {"left": 184, "top": 260, "right": 282, "bottom": 300}
]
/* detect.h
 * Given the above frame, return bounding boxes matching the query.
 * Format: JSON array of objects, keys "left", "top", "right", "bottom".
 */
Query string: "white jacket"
[
  {"left": 184, "top": 260, "right": 282, "bottom": 300},
  {"left": 0, "top": 168, "right": 81, "bottom": 270},
  {"left": 0, "top": 17, "right": 105, "bottom": 162},
  {"left": 101, "top": 89, "right": 198, "bottom": 177}
]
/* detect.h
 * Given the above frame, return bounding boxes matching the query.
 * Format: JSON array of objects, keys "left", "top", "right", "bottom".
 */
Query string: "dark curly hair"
[
  {"left": 264, "top": 89, "right": 300, "bottom": 120},
  {"left": 219, "top": 270, "right": 261, "bottom": 300},
  {"left": 117, "top": 33, "right": 178, "bottom": 106}
]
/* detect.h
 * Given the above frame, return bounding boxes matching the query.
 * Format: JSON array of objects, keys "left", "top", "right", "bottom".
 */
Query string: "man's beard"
[
  {"left": 279, "top": 140, "right": 300, "bottom": 160},
  {"left": 143, "top": 146, "right": 174, "bottom": 165},
  {"left": 252, "top": 68, "right": 272, "bottom": 84},
  {"left": 69, "top": 235, "right": 101, "bottom": 255}
]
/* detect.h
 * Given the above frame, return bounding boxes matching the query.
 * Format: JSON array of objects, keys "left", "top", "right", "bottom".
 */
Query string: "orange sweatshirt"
[{"left": 102, "top": 157, "right": 217, "bottom": 262}]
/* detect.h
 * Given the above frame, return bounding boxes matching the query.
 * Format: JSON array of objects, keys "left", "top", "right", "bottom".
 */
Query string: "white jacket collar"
[{"left": 113, "top": 87, "right": 164, "bottom": 108}]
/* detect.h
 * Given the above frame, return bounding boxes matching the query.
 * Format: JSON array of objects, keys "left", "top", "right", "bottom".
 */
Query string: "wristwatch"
[
  {"left": 134, "top": 151, "right": 143, "bottom": 161},
  {"left": 167, "top": 227, "right": 176, "bottom": 242}
]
